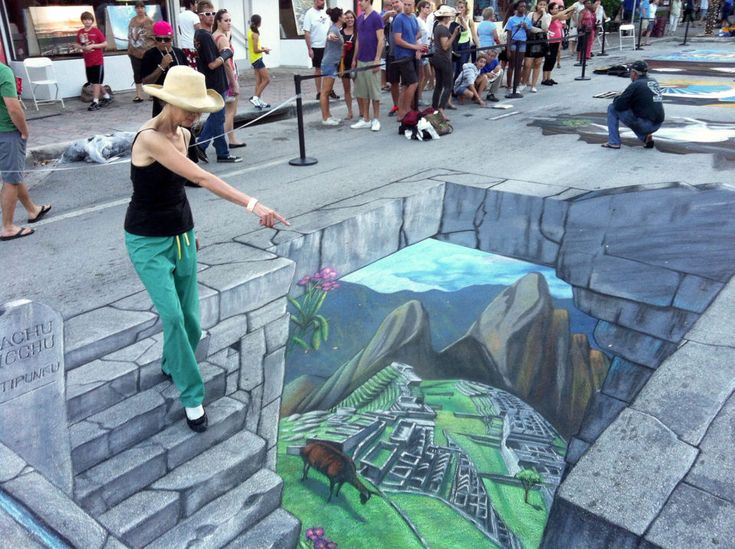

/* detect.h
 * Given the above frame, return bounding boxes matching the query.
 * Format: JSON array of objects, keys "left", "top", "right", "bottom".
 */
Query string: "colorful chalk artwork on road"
[
  {"left": 278, "top": 238, "right": 608, "bottom": 549},
  {"left": 658, "top": 80, "right": 735, "bottom": 107},
  {"left": 529, "top": 113, "right": 735, "bottom": 160},
  {"left": 647, "top": 49, "right": 735, "bottom": 77}
]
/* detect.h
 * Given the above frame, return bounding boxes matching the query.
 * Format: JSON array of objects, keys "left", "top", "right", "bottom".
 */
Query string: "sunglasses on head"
[{"left": 155, "top": 36, "right": 172, "bottom": 42}]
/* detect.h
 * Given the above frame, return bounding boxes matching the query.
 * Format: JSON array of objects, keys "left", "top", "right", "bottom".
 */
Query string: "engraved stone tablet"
[{"left": 0, "top": 299, "right": 71, "bottom": 494}]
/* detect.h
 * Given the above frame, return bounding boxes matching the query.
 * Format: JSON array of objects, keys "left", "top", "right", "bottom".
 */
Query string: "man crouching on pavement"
[
  {"left": 1, "top": 62, "right": 51, "bottom": 241},
  {"left": 602, "top": 60, "right": 665, "bottom": 150}
]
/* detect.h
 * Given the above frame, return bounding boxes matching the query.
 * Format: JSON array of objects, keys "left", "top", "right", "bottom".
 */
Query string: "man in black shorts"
[
  {"left": 303, "top": 0, "right": 338, "bottom": 99},
  {"left": 391, "top": 0, "right": 424, "bottom": 120}
]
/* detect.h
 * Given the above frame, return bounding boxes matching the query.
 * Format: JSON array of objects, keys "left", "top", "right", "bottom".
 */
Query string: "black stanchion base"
[
  {"left": 597, "top": 52, "right": 609, "bottom": 56},
  {"left": 505, "top": 92, "right": 524, "bottom": 99},
  {"left": 678, "top": 42, "right": 688, "bottom": 46},
  {"left": 575, "top": 76, "right": 591, "bottom": 80},
  {"left": 635, "top": 46, "right": 644, "bottom": 50},
  {"left": 289, "top": 156, "right": 318, "bottom": 167}
]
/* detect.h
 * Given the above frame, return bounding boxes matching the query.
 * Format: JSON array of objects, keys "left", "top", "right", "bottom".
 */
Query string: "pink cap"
[{"left": 153, "top": 21, "right": 173, "bottom": 36}]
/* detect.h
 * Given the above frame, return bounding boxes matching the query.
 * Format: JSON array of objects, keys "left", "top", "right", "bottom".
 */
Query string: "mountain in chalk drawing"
[{"left": 282, "top": 272, "right": 608, "bottom": 438}]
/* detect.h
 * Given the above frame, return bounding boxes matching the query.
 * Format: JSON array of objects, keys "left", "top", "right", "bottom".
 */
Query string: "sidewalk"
[{"left": 24, "top": 66, "right": 321, "bottom": 161}]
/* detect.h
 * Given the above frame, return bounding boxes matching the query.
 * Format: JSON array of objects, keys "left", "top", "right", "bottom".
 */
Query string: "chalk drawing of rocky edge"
[
  {"left": 528, "top": 113, "right": 735, "bottom": 160},
  {"left": 279, "top": 239, "right": 606, "bottom": 549},
  {"left": 659, "top": 81, "right": 735, "bottom": 107}
]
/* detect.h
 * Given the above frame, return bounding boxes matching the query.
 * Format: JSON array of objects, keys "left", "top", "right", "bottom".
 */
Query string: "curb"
[{"left": 26, "top": 99, "right": 321, "bottom": 164}]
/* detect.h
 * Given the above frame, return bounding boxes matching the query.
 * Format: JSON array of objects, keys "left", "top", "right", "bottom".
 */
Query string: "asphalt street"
[{"left": 2, "top": 40, "right": 734, "bottom": 319}]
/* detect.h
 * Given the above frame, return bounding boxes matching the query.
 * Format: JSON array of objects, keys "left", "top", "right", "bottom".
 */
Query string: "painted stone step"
[
  {"left": 98, "top": 431, "right": 266, "bottom": 549},
  {"left": 146, "top": 469, "right": 284, "bottom": 549},
  {"left": 70, "top": 361, "right": 226, "bottom": 475},
  {"left": 66, "top": 333, "right": 210, "bottom": 424},
  {"left": 224, "top": 508, "right": 301, "bottom": 549},
  {"left": 75, "top": 395, "right": 247, "bottom": 516}
]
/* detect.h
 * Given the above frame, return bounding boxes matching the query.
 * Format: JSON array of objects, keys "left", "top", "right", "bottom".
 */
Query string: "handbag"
[{"left": 424, "top": 112, "right": 453, "bottom": 135}]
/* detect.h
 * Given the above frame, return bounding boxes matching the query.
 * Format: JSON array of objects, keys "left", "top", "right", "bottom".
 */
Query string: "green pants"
[{"left": 125, "top": 229, "right": 204, "bottom": 408}]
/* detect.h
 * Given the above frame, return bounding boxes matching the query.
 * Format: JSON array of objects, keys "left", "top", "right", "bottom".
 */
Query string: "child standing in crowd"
[
  {"left": 247, "top": 14, "right": 271, "bottom": 109},
  {"left": 77, "top": 12, "right": 110, "bottom": 112}
]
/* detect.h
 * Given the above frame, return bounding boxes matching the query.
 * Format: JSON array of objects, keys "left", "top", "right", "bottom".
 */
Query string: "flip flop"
[
  {"left": 1, "top": 227, "right": 34, "bottom": 241},
  {"left": 601, "top": 143, "right": 621, "bottom": 149},
  {"left": 28, "top": 204, "right": 52, "bottom": 223}
]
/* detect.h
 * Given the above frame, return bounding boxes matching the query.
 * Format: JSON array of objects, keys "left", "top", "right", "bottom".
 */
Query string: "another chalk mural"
[
  {"left": 529, "top": 113, "right": 735, "bottom": 161},
  {"left": 278, "top": 239, "right": 607, "bottom": 548},
  {"left": 658, "top": 80, "right": 735, "bottom": 107},
  {"left": 647, "top": 49, "right": 735, "bottom": 77}
]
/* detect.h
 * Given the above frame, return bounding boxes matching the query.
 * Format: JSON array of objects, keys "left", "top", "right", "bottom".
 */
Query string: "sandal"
[
  {"left": 1, "top": 227, "right": 34, "bottom": 241},
  {"left": 133, "top": 97, "right": 144, "bottom": 103},
  {"left": 28, "top": 204, "right": 52, "bottom": 223},
  {"left": 601, "top": 143, "right": 621, "bottom": 149}
]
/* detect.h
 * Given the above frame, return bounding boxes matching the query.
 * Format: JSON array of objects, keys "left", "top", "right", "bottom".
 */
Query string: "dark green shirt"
[{"left": 0, "top": 63, "right": 19, "bottom": 133}]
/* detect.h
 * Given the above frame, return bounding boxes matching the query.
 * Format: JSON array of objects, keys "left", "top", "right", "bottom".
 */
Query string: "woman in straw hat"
[{"left": 124, "top": 65, "right": 289, "bottom": 433}]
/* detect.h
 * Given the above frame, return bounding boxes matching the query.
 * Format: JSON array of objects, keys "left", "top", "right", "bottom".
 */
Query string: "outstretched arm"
[{"left": 137, "top": 130, "right": 288, "bottom": 227}]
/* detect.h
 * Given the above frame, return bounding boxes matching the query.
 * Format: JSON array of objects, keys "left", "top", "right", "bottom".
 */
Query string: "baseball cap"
[
  {"left": 153, "top": 20, "right": 173, "bottom": 36},
  {"left": 630, "top": 60, "right": 648, "bottom": 74}
]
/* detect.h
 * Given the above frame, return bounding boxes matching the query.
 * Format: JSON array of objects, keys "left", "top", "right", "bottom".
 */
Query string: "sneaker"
[
  {"left": 249, "top": 96, "right": 261, "bottom": 109},
  {"left": 541, "top": 80, "right": 553, "bottom": 86},
  {"left": 87, "top": 101, "right": 100, "bottom": 111},
  {"left": 216, "top": 155, "right": 242, "bottom": 163},
  {"left": 350, "top": 119, "right": 372, "bottom": 129},
  {"left": 550, "top": 79, "right": 559, "bottom": 85},
  {"left": 388, "top": 105, "right": 398, "bottom": 117},
  {"left": 257, "top": 98, "right": 270, "bottom": 108},
  {"left": 530, "top": 87, "right": 538, "bottom": 93},
  {"left": 329, "top": 90, "right": 340, "bottom": 100},
  {"left": 321, "top": 117, "right": 340, "bottom": 126},
  {"left": 486, "top": 93, "right": 499, "bottom": 102},
  {"left": 100, "top": 97, "right": 112, "bottom": 107},
  {"left": 371, "top": 119, "right": 381, "bottom": 132}
]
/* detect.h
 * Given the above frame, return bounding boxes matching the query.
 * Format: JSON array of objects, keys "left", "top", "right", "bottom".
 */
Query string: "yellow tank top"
[{"left": 247, "top": 28, "right": 263, "bottom": 63}]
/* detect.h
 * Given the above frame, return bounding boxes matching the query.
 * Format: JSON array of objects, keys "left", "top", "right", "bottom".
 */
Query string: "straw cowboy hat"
[
  {"left": 434, "top": 5, "right": 457, "bottom": 17},
  {"left": 143, "top": 66, "right": 224, "bottom": 113}
]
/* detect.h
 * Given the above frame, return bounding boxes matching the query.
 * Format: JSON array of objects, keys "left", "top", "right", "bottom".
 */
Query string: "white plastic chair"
[
  {"left": 618, "top": 23, "right": 636, "bottom": 50},
  {"left": 23, "top": 57, "right": 65, "bottom": 111}
]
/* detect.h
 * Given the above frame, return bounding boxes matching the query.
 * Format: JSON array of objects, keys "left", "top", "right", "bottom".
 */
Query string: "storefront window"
[{"left": 2, "top": 0, "right": 170, "bottom": 61}]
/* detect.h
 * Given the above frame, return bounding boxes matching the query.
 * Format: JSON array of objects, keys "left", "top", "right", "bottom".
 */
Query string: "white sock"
[
  {"left": 185, "top": 405, "right": 204, "bottom": 420},
  {"left": 103, "top": 93, "right": 110, "bottom": 99},
  {"left": 93, "top": 98, "right": 99, "bottom": 103}
]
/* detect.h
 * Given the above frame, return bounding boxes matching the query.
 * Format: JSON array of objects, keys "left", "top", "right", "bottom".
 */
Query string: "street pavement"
[{"left": 2, "top": 33, "right": 734, "bottom": 319}]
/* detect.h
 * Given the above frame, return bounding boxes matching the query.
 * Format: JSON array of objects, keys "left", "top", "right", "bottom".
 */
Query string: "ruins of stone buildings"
[{"left": 285, "top": 362, "right": 566, "bottom": 548}]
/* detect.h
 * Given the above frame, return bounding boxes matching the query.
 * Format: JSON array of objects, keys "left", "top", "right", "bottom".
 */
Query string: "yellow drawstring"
[
  {"left": 183, "top": 233, "right": 190, "bottom": 247},
  {"left": 176, "top": 235, "right": 182, "bottom": 261}
]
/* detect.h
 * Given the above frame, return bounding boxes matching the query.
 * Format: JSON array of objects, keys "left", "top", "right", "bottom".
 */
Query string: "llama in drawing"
[{"left": 301, "top": 441, "right": 378, "bottom": 504}]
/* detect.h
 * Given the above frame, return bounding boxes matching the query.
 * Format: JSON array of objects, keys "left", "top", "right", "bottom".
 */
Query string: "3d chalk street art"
[{"left": 279, "top": 240, "right": 606, "bottom": 549}]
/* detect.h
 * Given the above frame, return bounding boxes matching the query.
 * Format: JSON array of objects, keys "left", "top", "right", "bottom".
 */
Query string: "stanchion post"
[
  {"left": 679, "top": 18, "right": 690, "bottom": 45},
  {"left": 635, "top": 14, "right": 645, "bottom": 49},
  {"left": 289, "top": 74, "right": 318, "bottom": 167},
  {"left": 575, "top": 32, "right": 591, "bottom": 80},
  {"left": 504, "top": 41, "right": 524, "bottom": 99},
  {"left": 598, "top": 20, "right": 609, "bottom": 56}
]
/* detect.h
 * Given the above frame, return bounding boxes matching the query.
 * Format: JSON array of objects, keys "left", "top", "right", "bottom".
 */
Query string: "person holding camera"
[
  {"left": 142, "top": 21, "right": 188, "bottom": 117},
  {"left": 602, "top": 61, "right": 665, "bottom": 150}
]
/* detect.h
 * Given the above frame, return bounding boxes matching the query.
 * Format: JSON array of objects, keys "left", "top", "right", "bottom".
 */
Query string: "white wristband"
[{"left": 246, "top": 197, "right": 258, "bottom": 212}]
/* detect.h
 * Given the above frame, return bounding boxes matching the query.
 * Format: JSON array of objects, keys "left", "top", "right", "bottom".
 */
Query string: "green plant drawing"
[{"left": 288, "top": 267, "right": 339, "bottom": 352}]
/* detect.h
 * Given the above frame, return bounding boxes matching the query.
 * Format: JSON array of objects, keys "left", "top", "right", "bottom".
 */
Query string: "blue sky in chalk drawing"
[{"left": 342, "top": 238, "right": 573, "bottom": 299}]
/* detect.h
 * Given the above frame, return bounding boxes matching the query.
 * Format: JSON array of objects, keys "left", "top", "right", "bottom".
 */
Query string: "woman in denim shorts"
[{"left": 320, "top": 8, "right": 345, "bottom": 126}]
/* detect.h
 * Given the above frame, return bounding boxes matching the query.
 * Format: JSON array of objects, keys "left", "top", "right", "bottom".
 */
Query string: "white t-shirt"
[
  {"left": 650, "top": 4, "right": 658, "bottom": 17},
  {"left": 178, "top": 9, "right": 200, "bottom": 49},
  {"left": 302, "top": 7, "right": 330, "bottom": 48},
  {"left": 417, "top": 16, "right": 431, "bottom": 46}
]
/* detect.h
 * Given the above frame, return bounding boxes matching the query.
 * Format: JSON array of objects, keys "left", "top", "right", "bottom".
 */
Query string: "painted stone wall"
[{"left": 259, "top": 169, "right": 735, "bottom": 546}]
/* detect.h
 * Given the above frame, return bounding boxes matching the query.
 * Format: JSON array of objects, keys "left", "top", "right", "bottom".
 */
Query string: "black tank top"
[{"left": 124, "top": 128, "right": 194, "bottom": 237}]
